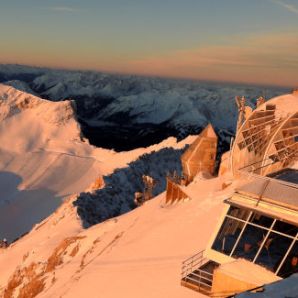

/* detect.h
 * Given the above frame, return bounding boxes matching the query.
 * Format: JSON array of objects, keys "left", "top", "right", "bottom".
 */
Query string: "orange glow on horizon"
[{"left": 1, "top": 32, "right": 297, "bottom": 88}]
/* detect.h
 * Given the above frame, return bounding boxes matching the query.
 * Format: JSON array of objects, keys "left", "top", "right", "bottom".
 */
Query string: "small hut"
[{"left": 181, "top": 124, "right": 217, "bottom": 185}]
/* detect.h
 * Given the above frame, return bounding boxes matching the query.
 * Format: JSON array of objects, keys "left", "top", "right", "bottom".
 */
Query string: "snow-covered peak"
[
  {"left": 0, "top": 84, "right": 76, "bottom": 123},
  {"left": 0, "top": 84, "right": 82, "bottom": 153}
]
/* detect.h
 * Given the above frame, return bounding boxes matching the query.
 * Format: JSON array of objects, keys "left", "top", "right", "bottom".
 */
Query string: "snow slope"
[
  {"left": 0, "top": 171, "right": 233, "bottom": 298},
  {"left": 0, "top": 83, "right": 238, "bottom": 298},
  {"left": 0, "top": 84, "right": 196, "bottom": 242}
]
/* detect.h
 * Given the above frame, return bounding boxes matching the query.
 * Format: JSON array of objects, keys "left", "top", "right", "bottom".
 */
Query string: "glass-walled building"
[
  {"left": 212, "top": 205, "right": 298, "bottom": 278},
  {"left": 181, "top": 171, "right": 298, "bottom": 297}
]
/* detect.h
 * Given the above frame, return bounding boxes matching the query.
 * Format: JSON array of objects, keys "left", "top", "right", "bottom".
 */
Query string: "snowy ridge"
[
  {"left": 0, "top": 84, "right": 77, "bottom": 125},
  {"left": 0, "top": 84, "right": 198, "bottom": 241},
  {"left": 0, "top": 84, "right": 82, "bottom": 153}
]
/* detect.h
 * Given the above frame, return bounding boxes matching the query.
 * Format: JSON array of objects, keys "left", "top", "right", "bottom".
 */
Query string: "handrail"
[
  {"left": 184, "top": 276, "right": 212, "bottom": 289},
  {"left": 181, "top": 249, "right": 214, "bottom": 294},
  {"left": 181, "top": 250, "right": 205, "bottom": 277},
  {"left": 190, "top": 271, "right": 213, "bottom": 278},
  {"left": 182, "top": 249, "right": 204, "bottom": 265},
  {"left": 182, "top": 257, "right": 204, "bottom": 267}
]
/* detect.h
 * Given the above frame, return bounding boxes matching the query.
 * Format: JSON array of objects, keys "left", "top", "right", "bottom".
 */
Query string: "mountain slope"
[
  {"left": 0, "top": 172, "right": 233, "bottom": 298},
  {"left": 0, "top": 84, "right": 196, "bottom": 242}
]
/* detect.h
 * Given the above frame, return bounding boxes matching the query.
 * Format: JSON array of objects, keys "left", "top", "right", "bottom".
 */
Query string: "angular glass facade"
[{"left": 212, "top": 205, "right": 298, "bottom": 277}]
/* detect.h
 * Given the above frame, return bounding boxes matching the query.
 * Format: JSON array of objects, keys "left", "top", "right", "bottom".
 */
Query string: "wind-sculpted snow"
[
  {"left": 0, "top": 64, "right": 288, "bottom": 151},
  {"left": 73, "top": 147, "right": 184, "bottom": 228}
]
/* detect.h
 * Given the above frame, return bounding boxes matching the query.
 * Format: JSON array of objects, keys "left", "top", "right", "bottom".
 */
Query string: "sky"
[{"left": 0, "top": 0, "right": 297, "bottom": 86}]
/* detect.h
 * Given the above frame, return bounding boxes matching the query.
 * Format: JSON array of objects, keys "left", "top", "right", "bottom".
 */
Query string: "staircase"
[{"left": 181, "top": 250, "right": 218, "bottom": 296}]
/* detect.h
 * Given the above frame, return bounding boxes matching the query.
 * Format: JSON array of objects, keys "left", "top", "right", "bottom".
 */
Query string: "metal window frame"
[
  {"left": 215, "top": 206, "right": 298, "bottom": 275},
  {"left": 253, "top": 219, "right": 276, "bottom": 263},
  {"left": 229, "top": 211, "right": 253, "bottom": 257},
  {"left": 225, "top": 214, "right": 297, "bottom": 240}
]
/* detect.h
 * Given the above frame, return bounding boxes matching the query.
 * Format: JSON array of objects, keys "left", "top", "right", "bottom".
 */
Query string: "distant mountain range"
[{"left": 0, "top": 64, "right": 288, "bottom": 151}]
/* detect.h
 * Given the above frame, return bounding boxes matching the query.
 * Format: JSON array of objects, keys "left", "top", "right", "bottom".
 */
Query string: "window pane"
[
  {"left": 227, "top": 206, "right": 250, "bottom": 220},
  {"left": 232, "top": 224, "right": 267, "bottom": 262},
  {"left": 255, "top": 232, "right": 293, "bottom": 272},
  {"left": 273, "top": 221, "right": 298, "bottom": 237},
  {"left": 212, "top": 217, "right": 244, "bottom": 255},
  {"left": 277, "top": 241, "right": 298, "bottom": 278},
  {"left": 249, "top": 212, "right": 274, "bottom": 228}
]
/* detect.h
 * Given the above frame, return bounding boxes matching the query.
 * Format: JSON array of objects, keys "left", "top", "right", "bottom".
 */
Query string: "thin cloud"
[
  {"left": 269, "top": 0, "right": 298, "bottom": 15},
  {"left": 47, "top": 6, "right": 80, "bottom": 13},
  {"left": 121, "top": 32, "right": 298, "bottom": 86},
  {"left": 130, "top": 33, "right": 298, "bottom": 69}
]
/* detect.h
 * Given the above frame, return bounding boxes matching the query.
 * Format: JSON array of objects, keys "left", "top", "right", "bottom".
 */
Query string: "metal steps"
[{"left": 181, "top": 250, "right": 218, "bottom": 296}]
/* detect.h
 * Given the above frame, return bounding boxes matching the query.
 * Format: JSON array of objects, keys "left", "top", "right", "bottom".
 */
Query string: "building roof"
[
  {"left": 218, "top": 258, "right": 279, "bottom": 285},
  {"left": 236, "top": 172, "right": 298, "bottom": 211},
  {"left": 181, "top": 124, "right": 217, "bottom": 180}
]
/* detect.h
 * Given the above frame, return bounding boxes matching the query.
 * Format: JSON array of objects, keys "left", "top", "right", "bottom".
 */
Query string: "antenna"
[{"left": 262, "top": 89, "right": 267, "bottom": 100}]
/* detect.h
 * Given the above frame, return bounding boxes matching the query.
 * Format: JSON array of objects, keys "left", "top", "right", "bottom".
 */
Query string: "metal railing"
[{"left": 181, "top": 250, "right": 214, "bottom": 294}]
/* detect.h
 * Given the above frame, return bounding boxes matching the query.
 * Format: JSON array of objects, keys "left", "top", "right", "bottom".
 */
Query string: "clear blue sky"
[{"left": 1, "top": 0, "right": 297, "bottom": 86}]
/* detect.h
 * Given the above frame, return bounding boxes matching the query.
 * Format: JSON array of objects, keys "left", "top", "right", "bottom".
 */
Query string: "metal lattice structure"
[
  {"left": 261, "top": 112, "right": 298, "bottom": 176},
  {"left": 231, "top": 92, "right": 298, "bottom": 176}
]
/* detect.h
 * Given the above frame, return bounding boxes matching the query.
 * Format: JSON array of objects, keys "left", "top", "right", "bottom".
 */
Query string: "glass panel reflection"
[
  {"left": 255, "top": 232, "right": 293, "bottom": 271},
  {"left": 227, "top": 206, "right": 250, "bottom": 221},
  {"left": 212, "top": 217, "right": 244, "bottom": 255},
  {"left": 249, "top": 212, "right": 274, "bottom": 228},
  {"left": 277, "top": 241, "right": 298, "bottom": 278},
  {"left": 232, "top": 225, "right": 267, "bottom": 261},
  {"left": 273, "top": 221, "right": 298, "bottom": 237}
]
